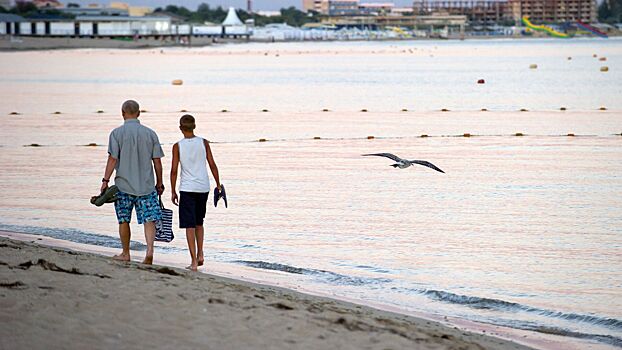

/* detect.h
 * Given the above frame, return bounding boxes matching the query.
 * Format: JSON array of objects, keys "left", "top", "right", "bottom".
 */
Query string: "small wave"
[
  {"left": 420, "top": 289, "right": 622, "bottom": 331},
  {"left": 234, "top": 260, "right": 391, "bottom": 286},
  {"left": 0, "top": 223, "right": 183, "bottom": 253}
]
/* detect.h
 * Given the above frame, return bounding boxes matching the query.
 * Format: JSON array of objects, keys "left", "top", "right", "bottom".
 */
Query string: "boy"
[{"left": 170, "top": 115, "right": 221, "bottom": 271}]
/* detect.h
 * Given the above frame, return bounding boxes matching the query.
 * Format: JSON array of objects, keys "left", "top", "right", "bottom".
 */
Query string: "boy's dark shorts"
[{"left": 179, "top": 191, "right": 209, "bottom": 228}]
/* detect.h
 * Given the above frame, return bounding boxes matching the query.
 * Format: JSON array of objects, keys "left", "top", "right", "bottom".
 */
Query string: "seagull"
[{"left": 363, "top": 153, "right": 445, "bottom": 173}]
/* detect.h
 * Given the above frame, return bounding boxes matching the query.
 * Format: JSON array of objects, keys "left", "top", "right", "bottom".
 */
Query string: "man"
[{"left": 101, "top": 100, "right": 165, "bottom": 264}]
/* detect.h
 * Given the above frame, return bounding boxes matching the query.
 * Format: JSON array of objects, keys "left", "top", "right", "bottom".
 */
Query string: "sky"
[{"left": 63, "top": 0, "right": 416, "bottom": 11}]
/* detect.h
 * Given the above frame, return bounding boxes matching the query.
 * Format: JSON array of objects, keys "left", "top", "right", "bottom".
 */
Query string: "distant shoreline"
[{"left": 2, "top": 33, "right": 617, "bottom": 51}]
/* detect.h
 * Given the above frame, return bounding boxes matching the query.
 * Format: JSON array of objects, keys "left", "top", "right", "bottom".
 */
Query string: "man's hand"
[
  {"left": 156, "top": 183, "right": 165, "bottom": 196},
  {"left": 100, "top": 182, "right": 108, "bottom": 194},
  {"left": 171, "top": 191, "right": 179, "bottom": 206}
]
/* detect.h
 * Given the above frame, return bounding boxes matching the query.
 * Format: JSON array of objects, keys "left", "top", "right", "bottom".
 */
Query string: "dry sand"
[{"left": 0, "top": 236, "right": 533, "bottom": 350}]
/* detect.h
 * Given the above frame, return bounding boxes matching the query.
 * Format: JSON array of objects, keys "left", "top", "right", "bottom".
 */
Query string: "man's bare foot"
[
  {"left": 142, "top": 256, "right": 153, "bottom": 265},
  {"left": 197, "top": 255, "right": 204, "bottom": 266},
  {"left": 185, "top": 264, "right": 198, "bottom": 272},
  {"left": 113, "top": 253, "right": 130, "bottom": 262}
]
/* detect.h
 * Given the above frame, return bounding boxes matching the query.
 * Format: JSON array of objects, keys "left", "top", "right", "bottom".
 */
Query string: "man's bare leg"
[
  {"left": 185, "top": 228, "right": 198, "bottom": 271},
  {"left": 142, "top": 221, "right": 155, "bottom": 265},
  {"left": 196, "top": 225, "right": 204, "bottom": 266},
  {"left": 113, "top": 222, "right": 131, "bottom": 261}
]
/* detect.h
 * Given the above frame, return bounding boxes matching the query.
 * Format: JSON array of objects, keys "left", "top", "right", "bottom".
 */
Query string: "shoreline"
[
  {"left": 1, "top": 33, "right": 618, "bottom": 51},
  {"left": 0, "top": 234, "right": 537, "bottom": 350},
  {"left": 2, "top": 231, "right": 614, "bottom": 350}
]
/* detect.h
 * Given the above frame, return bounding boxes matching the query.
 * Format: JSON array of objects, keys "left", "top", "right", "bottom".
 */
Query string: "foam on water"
[{"left": 0, "top": 223, "right": 183, "bottom": 253}]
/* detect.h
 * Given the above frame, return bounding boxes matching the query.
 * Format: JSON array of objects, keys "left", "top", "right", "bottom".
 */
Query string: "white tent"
[{"left": 222, "top": 7, "right": 243, "bottom": 26}]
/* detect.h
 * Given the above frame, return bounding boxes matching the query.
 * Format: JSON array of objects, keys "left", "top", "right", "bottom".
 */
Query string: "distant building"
[
  {"left": 327, "top": 0, "right": 360, "bottom": 15},
  {"left": 508, "top": 0, "right": 596, "bottom": 23},
  {"left": 413, "top": 0, "right": 596, "bottom": 25},
  {"left": 109, "top": 2, "right": 152, "bottom": 17},
  {"left": 256, "top": 10, "right": 281, "bottom": 17},
  {"left": 0, "top": 13, "right": 25, "bottom": 35},
  {"left": 302, "top": 0, "right": 319, "bottom": 12},
  {"left": 358, "top": 2, "right": 395, "bottom": 15},
  {"left": 59, "top": 6, "right": 129, "bottom": 17},
  {"left": 32, "top": 0, "right": 62, "bottom": 8},
  {"left": 413, "top": 0, "right": 512, "bottom": 25}
]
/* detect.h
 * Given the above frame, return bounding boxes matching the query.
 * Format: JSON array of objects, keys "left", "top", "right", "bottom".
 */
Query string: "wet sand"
[{"left": 0, "top": 236, "right": 533, "bottom": 350}]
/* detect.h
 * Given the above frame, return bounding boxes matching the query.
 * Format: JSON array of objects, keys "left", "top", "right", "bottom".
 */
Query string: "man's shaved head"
[{"left": 122, "top": 100, "right": 140, "bottom": 117}]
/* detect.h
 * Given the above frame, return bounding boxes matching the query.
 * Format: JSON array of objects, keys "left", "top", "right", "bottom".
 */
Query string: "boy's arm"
[
  {"left": 204, "top": 139, "right": 221, "bottom": 190},
  {"left": 170, "top": 143, "right": 180, "bottom": 205}
]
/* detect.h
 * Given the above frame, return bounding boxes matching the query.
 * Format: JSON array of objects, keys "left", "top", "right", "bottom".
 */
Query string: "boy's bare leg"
[
  {"left": 186, "top": 228, "right": 198, "bottom": 271},
  {"left": 142, "top": 221, "right": 155, "bottom": 265},
  {"left": 113, "top": 222, "right": 131, "bottom": 261},
  {"left": 196, "top": 225, "right": 204, "bottom": 266}
]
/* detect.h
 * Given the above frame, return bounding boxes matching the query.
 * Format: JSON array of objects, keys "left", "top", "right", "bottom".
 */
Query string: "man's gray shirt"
[{"left": 108, "top": 119, "right": 164, "bottom": 196}]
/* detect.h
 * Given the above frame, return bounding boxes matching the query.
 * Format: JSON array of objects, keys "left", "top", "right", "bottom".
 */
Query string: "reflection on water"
[{"left": 0, "top": 39, "right": 621, "bottom": 347}]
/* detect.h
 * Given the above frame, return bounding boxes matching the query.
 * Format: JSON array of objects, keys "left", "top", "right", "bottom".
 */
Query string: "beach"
[{"left": 0, "top": 235, "right": 534, "bottom": 350}]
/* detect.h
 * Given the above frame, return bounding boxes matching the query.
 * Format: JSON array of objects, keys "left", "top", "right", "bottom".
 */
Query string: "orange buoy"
[{"left": 172, "top": 79, "right": 183, "bottom": 85}]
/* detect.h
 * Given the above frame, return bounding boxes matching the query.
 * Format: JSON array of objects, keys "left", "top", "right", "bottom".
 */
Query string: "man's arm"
[
  {"left": 170, "top": 143, "right": 180, "bottom": 206},
  {"left": 153, "top": 158, "right": 164, "bottom": 195},
  {"left": 101, "top": 155, "right": 117, "bottom": 193},
  {"left": 204, "top": 139, "right": 221, "bottom": 190}
]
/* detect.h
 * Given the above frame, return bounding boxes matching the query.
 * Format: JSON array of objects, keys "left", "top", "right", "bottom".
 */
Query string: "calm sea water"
[{"left": 1, "top": 38, "right": 621, "bottom": 348}]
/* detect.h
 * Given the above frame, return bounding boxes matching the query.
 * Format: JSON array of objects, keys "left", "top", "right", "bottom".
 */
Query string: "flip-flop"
[
  {"left": 91, "top": 185, "right": 119, "bottom": 207},
  {"left": 214, "top": 184, "right": 228, "bottom": 208}
]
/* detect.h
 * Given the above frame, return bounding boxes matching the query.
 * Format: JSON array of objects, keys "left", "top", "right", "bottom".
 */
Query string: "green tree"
[{"left": 598, "top": 0, "right": 622, "bottom": 23}]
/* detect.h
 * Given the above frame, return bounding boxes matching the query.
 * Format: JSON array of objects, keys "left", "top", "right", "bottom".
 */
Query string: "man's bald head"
[{"left": 121, "top": 100, "right": 140, "bottom": 119}]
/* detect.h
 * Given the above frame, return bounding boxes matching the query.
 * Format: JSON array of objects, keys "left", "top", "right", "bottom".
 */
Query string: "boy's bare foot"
[
  {"left": 197, "top": 254, "right": 204, "bottom": 266},
  {"left": 113, "top": 253, "right": 130, "bottom": 262},
  {"left": 185, "top": 264, "right": 198, "bottom": 272},
  {"left": 142, "top": 256, "right": 153, "bottom": 265}
]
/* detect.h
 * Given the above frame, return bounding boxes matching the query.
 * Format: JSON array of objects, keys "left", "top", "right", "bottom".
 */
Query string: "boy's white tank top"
[{"left": 178, "top": 137, "right": 210, "bottom": 193}]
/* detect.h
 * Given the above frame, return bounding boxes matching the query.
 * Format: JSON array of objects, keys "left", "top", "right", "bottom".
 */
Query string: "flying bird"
[{"left": 363, "top": 153, "right": 445, "bottom": 173}]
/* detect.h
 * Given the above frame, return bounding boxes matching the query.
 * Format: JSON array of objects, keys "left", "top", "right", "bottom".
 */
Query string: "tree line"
[
  {"left": 154, "top": 4, "right": 320, "bottom": 27},
  {"left": 598, "top": 0, "right": 622, "bottom": 23}
]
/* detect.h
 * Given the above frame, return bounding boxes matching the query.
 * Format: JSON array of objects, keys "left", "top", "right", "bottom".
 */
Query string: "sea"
[{"left": 1, "top": 37, "right": 621, "bottom": 349}]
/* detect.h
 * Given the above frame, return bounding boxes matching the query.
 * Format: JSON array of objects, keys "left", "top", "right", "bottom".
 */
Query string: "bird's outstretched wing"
[
  {"left": 362, "top": 153, "right": 404, "bottom": 162},
  {"left": 410, "top": 160, "right": 445, "bottom": 173}
]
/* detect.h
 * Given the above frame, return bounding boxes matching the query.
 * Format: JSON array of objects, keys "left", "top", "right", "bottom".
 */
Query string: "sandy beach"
[{"left": 0, "top": 235, "right": 533, "bottom": 350}]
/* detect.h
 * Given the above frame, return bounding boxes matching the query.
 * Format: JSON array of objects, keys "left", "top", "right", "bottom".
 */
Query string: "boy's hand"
[
  {"left": 100, "top": 182, "right": 108, "bottom": 194},
  {"left": 156, "top": 183, "right": 165, "bottom": 195},
  {"left": 171, "top": 192, "right": 179, "bottom": 206}
]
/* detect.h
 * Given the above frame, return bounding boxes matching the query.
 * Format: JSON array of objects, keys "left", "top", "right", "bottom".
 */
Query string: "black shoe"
[
  {"left": 90, "top": 185, "right": 119, "bottom": 207},
  {"left": 214, "top": 184, "right": 228, "bottom": 208}
]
